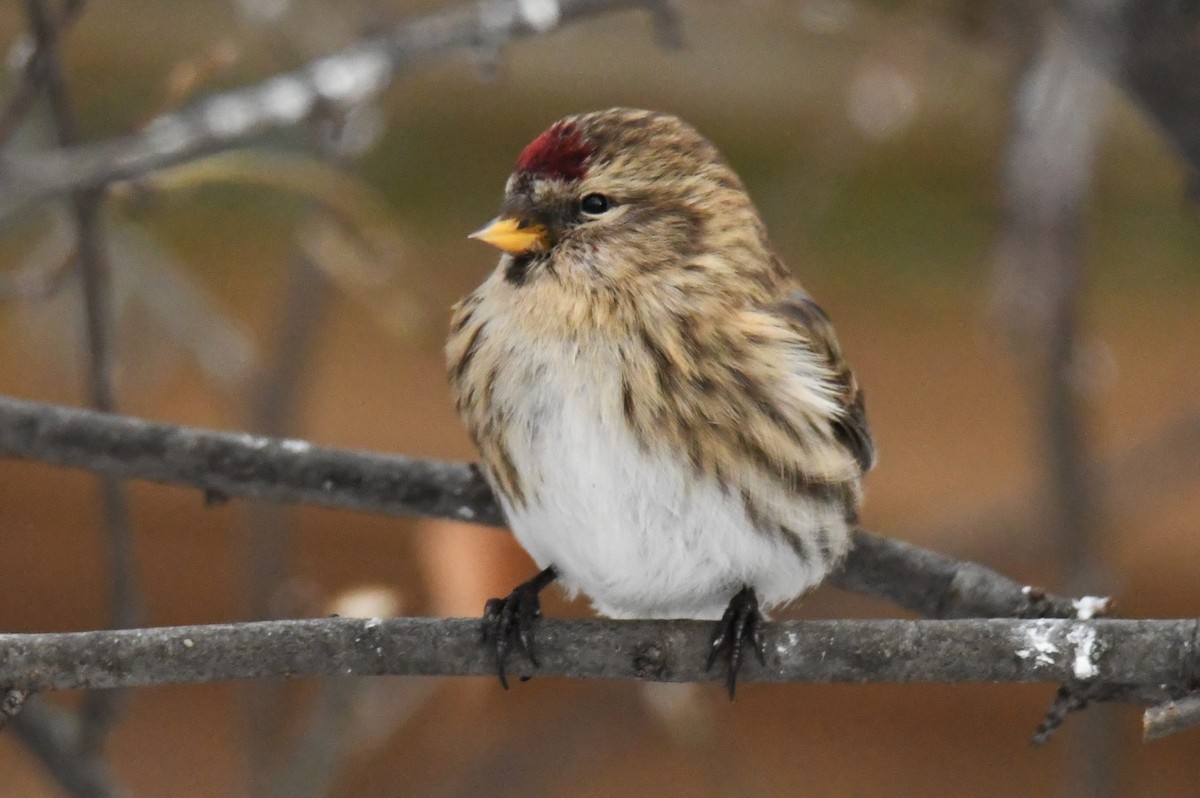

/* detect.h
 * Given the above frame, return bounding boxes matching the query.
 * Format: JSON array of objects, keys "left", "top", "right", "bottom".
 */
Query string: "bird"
[{"left": 446, "top": 108, "right": 874, "bottom": 697}]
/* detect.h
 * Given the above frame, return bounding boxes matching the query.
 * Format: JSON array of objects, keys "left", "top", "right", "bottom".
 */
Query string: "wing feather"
[{"left": 772, "top": 290, "right": 876, "bottom": 473}]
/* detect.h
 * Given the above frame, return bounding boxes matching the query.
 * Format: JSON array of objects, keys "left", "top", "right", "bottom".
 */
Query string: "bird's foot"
[
  {"left": 480, "top": 567, "right": 557, "bottom": 689},
  {"left": 706, "top": 586, "right": 766, "bottom": 699}
]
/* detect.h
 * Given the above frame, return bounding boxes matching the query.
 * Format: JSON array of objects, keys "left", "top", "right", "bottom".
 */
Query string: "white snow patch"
[
  {"left": 457, "top": 505, "right": 476, "bottom": 520},
  {"left": 518, "top": 0, "right": 560, "bottom": 31},
  {"left": 311, "top": 50, "right": 389, "bottom": 104},
  {"left": 260, "top": 76, "right": 313, "bottom": 123},
  {"left": 363, "top": 617, "right": 382, "bottom": 630},
  {"left": 6, "top": 34, "right": 35, "bottom": 71},
  {"left": 144, "top": 116, "right": 192, "bottom": 157},
  {"left": 1015, "top": 621, "right": 1059, "bottom": 666},
  {"left": 205, "top": 95, "right": 257, "bottom": 137},
  {"left": 280, "top": 438, "right": 312, "bottom": 454},
  {"left": 1067, "top": 624, "right": 1099, "bottom": 680},
  {"left": 236, "top": 433, "right": 270, "bottom": 449},
  {"left": 774, "top": 629, "right": 799, "bottom": 657},
  {"left": 1073, "top": 596, "right": 1109, "bottom": 620}
]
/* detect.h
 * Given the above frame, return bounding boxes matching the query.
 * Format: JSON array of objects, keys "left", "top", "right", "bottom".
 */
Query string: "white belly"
[{"left": 497, "top": 351, "right": 840, "bottom": 620}]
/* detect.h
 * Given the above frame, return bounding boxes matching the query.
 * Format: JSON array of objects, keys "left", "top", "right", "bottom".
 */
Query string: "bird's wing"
[{"left": 770, "top": 289, "right": 875, "bottom": 473}]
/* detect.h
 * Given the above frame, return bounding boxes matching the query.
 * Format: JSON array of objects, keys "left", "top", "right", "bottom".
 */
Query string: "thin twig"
[
  {"left": 23, "top": 0, "right": 141, "bottom": 753},
  {"left": 8, "top": 698, "right": 124, "bottom": 798},
  {"left": 0, "top": 395, "right": 1097, "bottom": 621},
  {"left": 0, "top": 617, "right": 1190, "bottom": 696},
  {"left": 0, "top": 0, "right": 86, "bottom": 148},
  {"left": 1034, "top": 680, "right": 1116, "bottom": 746},
  {"left": 1144, "top": 693, "right": 1200, "bottom": 742},
  {"left": 0, "top": 0, "right": 671, "bottom": 220}
]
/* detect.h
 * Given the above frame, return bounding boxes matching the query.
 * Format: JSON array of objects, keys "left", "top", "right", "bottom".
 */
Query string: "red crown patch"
[{"left": 515, "top": 121, "right": 593, "bottom": 181}]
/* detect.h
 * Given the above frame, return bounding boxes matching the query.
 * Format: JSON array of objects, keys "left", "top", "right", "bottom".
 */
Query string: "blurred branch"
[
  {"left": 242, "top": 248, "right": 329, "bottom": 795},
  {"left": 267, "top": 591, "right": 437, "bottom": 798},
  {"left": 0, "top": 0, "right": 678, "bottom": 221},
  {"left": 993, "top": 22, "right": 1106, "bottom": 575},
  {"left": 0, "top": 0, "right": 85, "bottom": 148},
  {"left": 0, "top": 395, "right": 1101, "bottom": 621},
  {"left": 242, "top": 115, "right": 345, "bottom": 794},
  {"left": 8, "top": 698, "right": 124, "bottom": 798},
  {"left": 250, "top": 114, "right": 438, "bottom": 798},
  {"left": 268, "top": 674, "right": 438, "bottom": 798},
  {"left": 268, "top": 678, "right": 368, "bottom": 798},
  {"left": 121, "top": 149, "right": 427, "bottom": 340},
  {"left": 23, "top": 0, "right": 142, "bottom": 756},
  {"left": 0, "top": 236, "right": 76, "bottom": 300},
  {"left": 926, "top": 404, "right": 1200, "bottom": 565},
  {"left": 1056, "top": 0, "right": 1200, "bottom": 175},
  {"left": 5, "top": 4, "right": 134, "bottom": 791},
  {"left": 993, "top": 21, "right": 1114, "bottom": 792},
  {"left": 0, "top": 617, "right": 1192, "bottom": 702}
]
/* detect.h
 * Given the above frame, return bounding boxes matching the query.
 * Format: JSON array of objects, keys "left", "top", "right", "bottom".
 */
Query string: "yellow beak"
[{"left": 468, "top": 217, "right": 548, "bottom": 255}]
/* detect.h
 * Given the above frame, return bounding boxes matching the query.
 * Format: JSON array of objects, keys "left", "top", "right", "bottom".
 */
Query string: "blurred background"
[{"left": 0, "top": 0, "right": 1198, "bottom": 795}]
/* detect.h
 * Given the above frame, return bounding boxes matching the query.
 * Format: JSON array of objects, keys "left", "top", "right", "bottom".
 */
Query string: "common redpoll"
[{"left": 447, "top": 108, "right": 874, "bottom": 696}]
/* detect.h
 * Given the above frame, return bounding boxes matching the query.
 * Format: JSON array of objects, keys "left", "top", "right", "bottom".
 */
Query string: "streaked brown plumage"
[{"left": 447, "top": 108, "right": 873, "bottom": 693}]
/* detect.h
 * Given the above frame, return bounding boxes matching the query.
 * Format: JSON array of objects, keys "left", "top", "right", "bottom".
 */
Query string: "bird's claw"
[
  {"left": 481, "top": 580, "right": 545, "bottom": 689},
  {"left": 706, "top": 586, "right": 766, "bottom": 699}
]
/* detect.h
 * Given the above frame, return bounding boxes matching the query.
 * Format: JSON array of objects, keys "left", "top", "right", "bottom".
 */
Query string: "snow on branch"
[{"left": 0, "top": 0, "right": 677, "bottom": 221}]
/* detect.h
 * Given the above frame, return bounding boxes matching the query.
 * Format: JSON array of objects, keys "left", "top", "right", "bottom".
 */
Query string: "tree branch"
[
  {"left": 0, "top": 394, "right": 503, "bottom": 518},
  {"left": 1056, "top": 0, "right": 1200, "bottom": 176},
  {"left": 0, "top": 617, "right": 1191, "bottom": 698},
  {"left": 828, "top": 531, "right": 1083, "bottom": 620},
  {"left": 0, "top": 395, "right": 1099, "bottom": 621},
  {"left": 1144, "top": 693, "right": 1200, "bottom": 742},
  {"left": 0, "top": 0, "right": 676, "bottom": 221}
]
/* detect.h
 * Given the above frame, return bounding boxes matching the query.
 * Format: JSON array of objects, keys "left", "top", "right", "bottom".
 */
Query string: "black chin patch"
[{"left": 504, "top": 253, "right": 540, "bottom": 287}]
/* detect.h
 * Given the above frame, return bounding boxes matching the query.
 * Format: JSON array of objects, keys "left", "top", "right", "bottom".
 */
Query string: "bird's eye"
[{"left": 580, "top": 193, "right": 611, "bottom": 216}]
